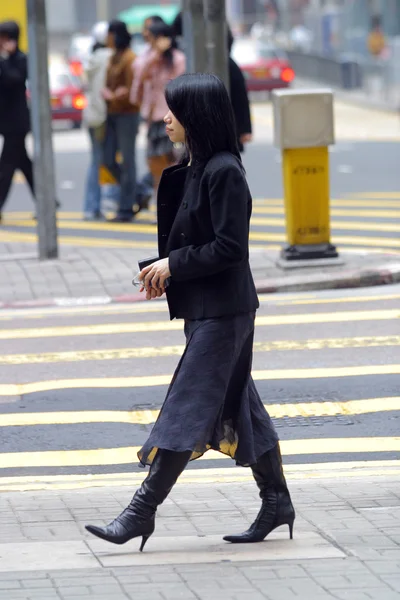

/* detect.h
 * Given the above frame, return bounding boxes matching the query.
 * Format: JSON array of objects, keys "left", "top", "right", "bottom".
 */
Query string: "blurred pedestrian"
[
  {"left": 82, "top": 21, "right": 112, "bottom": 221},
  {"left": 227, "top": 27, "right": 252, "bottom": 152},
  {"left": 85, "top": 73, "right": 294, "bottom": 550},
  {"left": 0, "top": 21, "right": 34, "bottom": 223},
  {"left": 367, "top": 15, "right": 387, "bottom": 58},
  {"left": 103, "top": 20, "right": 138, "bottom": 223},
  {"left": 171, "top": 14, "right": 252, "bottom": 152},
  {"left": 134, "top": 15, "right": 167, "bottom": 214},
  {"left": 130, "top": 22, "right": 185, "bottom": 214}
]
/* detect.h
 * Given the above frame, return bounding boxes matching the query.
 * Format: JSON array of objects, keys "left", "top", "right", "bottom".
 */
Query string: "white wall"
[{"left": 45, "top": 0, "right": 77, "bottom": 33}]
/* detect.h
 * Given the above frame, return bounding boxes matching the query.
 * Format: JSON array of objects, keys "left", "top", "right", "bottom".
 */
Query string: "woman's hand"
[
  {"left": 101, "top": 87, "right": 114, "bottom": 100},
  {"left": 114, "top": 86, "right": 128, "bottom": 98},
  {"left": 140, "top": 258, "right": 171, "bottom": 300}
]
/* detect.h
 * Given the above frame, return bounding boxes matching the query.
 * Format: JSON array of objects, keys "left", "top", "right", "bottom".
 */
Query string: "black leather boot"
[
  {"left": 223, "top": 443, "right": 295, "bottom": 543},
  {"left": 85, "top": 449, "right": 191, "bottom": 550}
]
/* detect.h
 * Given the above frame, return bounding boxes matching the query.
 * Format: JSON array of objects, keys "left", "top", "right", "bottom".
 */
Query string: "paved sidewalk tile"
[
  {"left": 0, "top": 477, "right": 399, "bottom": 599},
  {"left": 1, "top": 242, "right": 400, "bottom": 304}
]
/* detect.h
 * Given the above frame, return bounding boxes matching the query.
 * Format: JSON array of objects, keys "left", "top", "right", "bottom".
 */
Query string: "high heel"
[
  {"left": 85, "top": 449, "right": 191, "bottom": 549},
  {"left": 223, "top": 444, "right": 295, "bottom": 544},
  {"left": 289, "top": 519, "right": 294, "bottom": 540},
  {"left": 140, "top": 535, "right": 150, "bottom": 552}
]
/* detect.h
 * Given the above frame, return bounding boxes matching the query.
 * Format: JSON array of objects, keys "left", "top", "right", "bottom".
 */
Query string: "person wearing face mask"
[{"left": 0, "top": 21, "right": 34, "bottom": 222}]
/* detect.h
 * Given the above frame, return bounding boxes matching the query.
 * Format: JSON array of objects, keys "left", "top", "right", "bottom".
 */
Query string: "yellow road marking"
[
  {"left": 350, "top": 192, "right": 400, "bottom": 199},
  {"left": 1, "top": 461, "right": 399, "bottom": 491},
  {"left": 0, "top": 293, "right": 317, "bottom": 321},
  {"left": 250, "top": 216, "right": 400, "bottom": 233},
  {"left": 0, "top": 230, "right": 158, "bottom": 249},
  {"left": 0, "top": 293, "right": 398, "bottom": 322},
  {"left": 4, "top": 198, "right": 399, "bottom": 221},
  {"left": 1, "top": 364, "right": 399, "bottom": 396},
  {"left": 252, "top": 207, "right": 400, "bottom": 219},
  {"left": 1, "top": 336, "right": 398, "bottom": 365},
  {"left": 257, "top": 199, "right": 400, "bottom": 208},
  {"left": 1, "top": 310, "right": 397, "bottom": 340},
  {"left": 1, "top": 397, "right": 398, "bottom": 427},
  {"left": 4, "top": 205, "right": 400, "bottom": 219},
  {"left": 4, "top": 219, "right": 157, "bottom": 235},
  {"left": 0, "top": 302, "right": 169, "bottom": 320},
  {"left": 249, "top": 231, "right": 400, "bottom": 248},
  {"left": 2, "top": 228, "right": 398, "bottom": 252},
  {"left": 1, "top": 438, "right": 399, "bottom": 469},
  {"left": 5, "top": 213, "right": 400, "bottom": 232},
  {"left": 275, "top": 294, "right": 400, "bottom": 306}
]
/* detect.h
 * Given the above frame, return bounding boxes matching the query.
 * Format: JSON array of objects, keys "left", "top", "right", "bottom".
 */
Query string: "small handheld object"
[{"left": 132, "top": 256, "right": 170, "bottom": 289}]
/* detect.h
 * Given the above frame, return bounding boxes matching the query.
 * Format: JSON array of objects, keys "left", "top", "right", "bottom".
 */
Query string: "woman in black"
[{"left": 86, "top": 73, "right": 294, "bottom": 551}]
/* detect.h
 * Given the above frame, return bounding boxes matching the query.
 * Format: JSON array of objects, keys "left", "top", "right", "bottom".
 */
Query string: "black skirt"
[{"left": 138, "top": 312, "right": 278, "bottom": 467}]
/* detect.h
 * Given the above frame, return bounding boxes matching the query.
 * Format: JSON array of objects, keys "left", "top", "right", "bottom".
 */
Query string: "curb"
[
  {"left": 1, "top": 263, "right": 400, "bottom": 311},
  {"left": 256, "top": 263, "right": 400, "bottom": 294},
  {"left": 0, "top": 292, "right": 145, "bottom": 310}
]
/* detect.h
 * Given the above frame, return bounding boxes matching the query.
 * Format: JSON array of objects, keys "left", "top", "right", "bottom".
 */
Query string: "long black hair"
[
  {"left": 165, "top": 73, "right": 241, "bottom": 163},
  {"left": 148, "top": 21, "right": 177, "bottom": 69},
  {"left": 108, "top": 20, "right": 131, "bottom": 51}
]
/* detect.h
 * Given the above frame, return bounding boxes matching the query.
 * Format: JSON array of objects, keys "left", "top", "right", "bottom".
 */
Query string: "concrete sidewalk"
[
  {"left": 0, "top": 469, "right": 399, "bottom": 599},
  {"left": 294, "top": 77, "right": 400, "bottom": 114},
  {"left": 1, "top": 241, "right": 399, "bottom": 308}
]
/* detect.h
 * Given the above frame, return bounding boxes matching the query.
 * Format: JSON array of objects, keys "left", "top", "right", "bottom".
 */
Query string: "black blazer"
[
  {"left": 157, "top": 152, "right": 259, "bottom": 320},
  {"left": 0, "top": 49, "right": 30, "bottom": 135}
]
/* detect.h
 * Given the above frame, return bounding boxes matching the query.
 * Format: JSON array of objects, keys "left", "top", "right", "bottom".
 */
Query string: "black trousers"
[{"left": 0, "top": 134, "right": 35, "bottom": 212}]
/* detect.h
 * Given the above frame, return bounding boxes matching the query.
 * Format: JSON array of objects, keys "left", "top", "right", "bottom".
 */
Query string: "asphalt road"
[
  {"left": 0, "top": 285, "right": 399, "bottom": 490},
  {"left": 1, "top": 100, "right": 400, "bottom": 255}
]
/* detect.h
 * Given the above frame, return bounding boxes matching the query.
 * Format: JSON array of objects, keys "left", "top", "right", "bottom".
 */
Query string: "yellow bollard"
[{"left": 272, "top": 89, "right": 340, "bottom": 264}]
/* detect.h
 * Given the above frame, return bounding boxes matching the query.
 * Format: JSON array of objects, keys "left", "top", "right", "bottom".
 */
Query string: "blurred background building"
[{"left": 42, "top": 0, "right": 400, "bottom": 62}]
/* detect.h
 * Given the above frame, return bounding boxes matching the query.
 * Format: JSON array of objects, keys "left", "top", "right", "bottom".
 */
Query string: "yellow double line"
[
  {"left": 1, "top": 336, "right": 398, "bottom": 365},
  {"left": 1, "top": 397, "right": 399, "bottom": 427},
  {"left": 1, "top": 365, "right": 399, "bottom": 396},
  {"left": 1, "top": 309, "right": 398, "bottom": 340},
  {"left": 2, "top": 438, "right": 400, "bottom": 470}
]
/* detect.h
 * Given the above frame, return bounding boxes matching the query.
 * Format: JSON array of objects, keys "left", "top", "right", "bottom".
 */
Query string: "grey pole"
[
  {"left": 96, "top": 0, "right": 109, "bottom": 22},
  {"left": 204, "top": 0, "right": 230, "bottom": 90},
  {"left": 181, "top": 0, "right": 207, "bottom": 72},
  {"left": 27, "top": 0, "right": 58, "bottom": 260}
]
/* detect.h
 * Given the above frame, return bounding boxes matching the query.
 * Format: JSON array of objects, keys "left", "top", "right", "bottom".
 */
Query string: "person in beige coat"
[{"left": 82, "top": 22, "right": 112, "bottom": 220}]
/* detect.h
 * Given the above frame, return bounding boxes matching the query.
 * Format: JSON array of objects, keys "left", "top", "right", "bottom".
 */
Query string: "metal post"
[
  {"left": 204, "top": 0, "right": 230, "bottom": 90},
  {"left": 27, "top": 0, "right": 58, "bottom": 259},
  {"left": 181, "top": 0, "right": 207, "bottom": 72},
  {"left": 96, "top": 0, "right": 109, "bottom": 22}
]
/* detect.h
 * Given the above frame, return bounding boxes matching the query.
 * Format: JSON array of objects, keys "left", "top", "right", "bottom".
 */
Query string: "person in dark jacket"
[
  {"left": 227, "top": 26, "right": 252, "bottom": 152},
  {"left": 85, "top": 73, "right": 294, "bottom": 552},
  {"left": 0, "top": 21, "right": 34, "bottom": 222},
  {"left": 171, "top": 13, "right": 252, "bottom": 152}
]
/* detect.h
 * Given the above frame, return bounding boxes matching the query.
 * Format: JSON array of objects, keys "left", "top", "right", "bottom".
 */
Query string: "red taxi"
[
  {"left": 48, "top": 64, "right": 87, "bottom": 129},
  {"left": 231, "top": 39, "right": 295, "bottom": 92}
]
